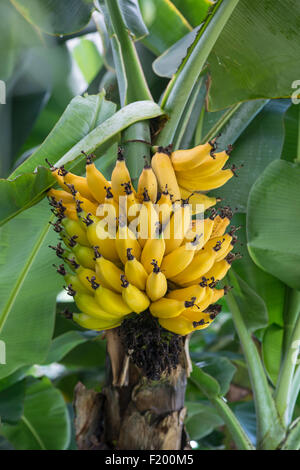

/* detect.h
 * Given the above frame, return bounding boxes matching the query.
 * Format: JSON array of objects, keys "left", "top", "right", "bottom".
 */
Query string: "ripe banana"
[
  {"left": 170, "top": 248, "right": 217, "bottom": 286},
  {"left": 151, "top": 147, "right": 181, "bottom": 202},
  {"left": 177, "top": 149, "right": 230, "bottom": 179},
  {"left": 156, "top": 186, "right": 173, "bottom": 226},
  {"left": 85, "top": 153, "right": 109, "bottom": 203},
  {"left": 137, "top": 161, "right": 158, "bottom": 203},
  {"left": 94, "top": 249, "right": 124, "bottom": 293},
  {"left": 95, "top": 284, "right": 132, "bottom": 316},
  {"left": 73, "top": 292, "right": 114, "bottom": 320},
  {"left": 111, "top": 149, "right": 133, "bottom": 199},
  {"left": 163, "top": 201, "right": 191, "bottom": 255},
  {"left": 179, "top": 186, "right": 217, "bottom": 213},
  {"left": 73, "top": 312, "right": 121, "bottom": 330},
  {"left": 63, "top": 168, "right": 95, "bottom": 201},
  {"left": 120, "top": 275, "right": 150, "bottom": 313},
  {"left": 150, "top": 297, "right": 196, "bottom": 319},
  {"left": 171, "top": 141, "right": 216, "bottom": 172},
  {"left": 137, "top": 190, "right": 159, "bottom": 247},
  {"left": 166, "top": 284, "right": 206, "bottom": 303},
  {"left": 125, "top": 248, "right": 148, "bottom": 291},
  {"left": 177, "top": 168, "right": 234, "bottom": 192},
  {"left": 85, "top": 216, "right": 120, "bottom": 263},
  {"left": 160, "top": 238, "right": 199, "bottom": 279},
  {"left": 146, "top": 261, "right": 167, "bottom": 301},
  {"left": 116, "top": 218, "right": 141, "bottom": 264},
  {"left": 203, "top": 256, "right": 232, "bottom": 282},
  {"left": 140, "top": 236, "right": 165, "bottom": 274},
  {"left": 48, "top": 188, "right": 74, "bottom": 205}
]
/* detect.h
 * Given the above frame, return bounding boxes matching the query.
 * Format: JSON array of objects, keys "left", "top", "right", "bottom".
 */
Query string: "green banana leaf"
[
  {"left": 10, "top": 0, "right": 93, "bottom": 36},
  {"left": 247, "top": 159, "right": 300, "bottom": 289},
  {"left": 262, "top": 324, "right": 284, "bottom": 386},
  {"left": 0, "top": 199, "right": 61, "bottom": 380},
  {"left": 139, "top": 0, "right": 192, "bottom": 55},
  {"left": 212, "top": 100, "right": 289, "bottom": 212},
  {"left": 0, "top": 377, "right": 70, "bottom": 450},
  {"left": 207, "top": 0, "right": 300, "bottom": 111}
]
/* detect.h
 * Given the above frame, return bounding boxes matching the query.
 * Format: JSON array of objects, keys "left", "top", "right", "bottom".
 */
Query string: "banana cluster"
[{"left": 47, "top": 140, "right": 237, "bottom": 337}]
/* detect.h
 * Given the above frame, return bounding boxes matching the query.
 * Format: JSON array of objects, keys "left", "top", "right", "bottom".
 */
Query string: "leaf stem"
[
  {"left": 226, "top": 289, "right": 286, "bottom": 449},
  {"left": 104, "top": 0, "right": 152, "bottom": 104},
  {"left": 211, "top": 396, "right": 255, "bottom": 450},
  {"left": 156, "top": 0, "right": 240, "bottom": 145},
  {"left": 275, "top": 307, "right": 300, "bottom": 425}
]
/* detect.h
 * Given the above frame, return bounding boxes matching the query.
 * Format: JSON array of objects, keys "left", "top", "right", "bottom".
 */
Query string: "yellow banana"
[
  {"left": 111, "top": 149, "right": 133, "bottom": 200},
  {"left": 48, "top": 188, "right": 74, "bottom": 205},
  {"left": 171, "top": 140, "right": 216, "bottom": 172},
  {"left": 177, "top": 149, "right": 230, "bottom": 179},
  {"left": 204, "top": 233, "right": 233, "bottom": 262},
  {"left": 73, "top": 292, "right": 115, "bottom": 320},
  {"left": 151, "top": 148, "right": 181, "bottom": 202},
  {"left": 177, "top": 168, "right": 234, "bottom": 192},
  {"left": 116, "top": 218, "right": 141, "bottom": 264},
  {"left": 77, "top": 268, "right": 101, "bottom": 293},
  {"left": 150, "top": 296, "right": 196, "bottom": 319},
  {"left": 203, "top": 256, "right": 233, "bottom": 282},
  {"left": 94, "top": 249, "right": 124, "bottom": 293},
  {"left": 163, "top": 200, "right": 192, "bottom": 255},
  {"left": 137, "top": 161, "right": 158, "bottom": 203},
  {"left": 120, "top": 275, "right": 150, "bottom": 313},
  {"left": 183, "top": 214, "right": 216, "bottom": 248},
  {"left": 146, "top": 260, "right": 167, "bottom": 301},
  {"left": 170, "top": 248, "right": 217, "bottom": 286},
  {"left": 158, "top": 315, "right": 195, "bottom": 335},
  {"left": 63, "top": 169, "right": 95, "bottom": 201},
  {"left": 85, "top": 153, "right": 109, "bottom": 203},
  {"left": 156, "top": 186, "right": 173, "bottom": 227},
  {"left": 159, "top": 312, "right": 215, "bottom": 335},
  {"left": 179, "top": 186, "right": 217, "bottom": 213},
  {"left": 167, "top": 284, "right": 206, "bottom": 303},
  {"left": 161, "top": 237, "right": 200, "bottom": 279},
  {"left": 137, "top": 190, "right": 159, "bottom": 247},
  {"left": 85, "top": 216, "right": 120, "bottom": 263},
  {"left": 95, "top": 284, "right": 132, "bottom": 316},
  {"left": 140, "top": 236, "right": 165, "bottom": 274},
  {"left": 124, "top": 248, "right": 148, "bottom": 291},
  {"left": 73, "top": 313, "right": 121, "bottom": 330},
  {"left": 121, "top": 181, "right": 139, "bottom": 222},
  {"left": 210, "top": 287, "right": 226, "bottom": 304}
]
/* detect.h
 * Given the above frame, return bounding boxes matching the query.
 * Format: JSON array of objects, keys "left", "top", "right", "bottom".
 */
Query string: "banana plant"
[{"left": 0, "top": 0, "right": 300, "bottom": 451}]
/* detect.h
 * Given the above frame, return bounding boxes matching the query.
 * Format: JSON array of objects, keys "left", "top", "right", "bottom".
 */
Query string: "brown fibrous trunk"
[{"left": 73, "top": 328, "right": 192, "bottom": 450}]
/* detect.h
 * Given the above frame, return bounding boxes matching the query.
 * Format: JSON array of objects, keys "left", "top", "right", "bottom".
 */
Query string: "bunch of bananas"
[{"left": 47, "top": 140, "right": 238, "bottom": 337}]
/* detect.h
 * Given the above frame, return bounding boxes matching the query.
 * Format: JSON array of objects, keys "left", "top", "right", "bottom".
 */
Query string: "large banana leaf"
[
  {"left": 0, "top": 377, "right": 70, "bottom": 450},
  {"left": 139, "top": 0, "right": 192, "bottom": 55},
  {"left": 247, "top": 160, "right": 300, "bottom": 289},
  {"left": 0, "top": 200, "right": 60, "bottom": 380},
  {"left": 10, "top": 0, "right": 93, "bottom": 36},
  {"left": 232, "top": 214, "right": 285, "bottom": 327},
  {"left": 207, "top": 0, "right": 300, "bottom": 110},
  {"left": 212, "top": 100, "right": 289, "bottom": 212}
]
